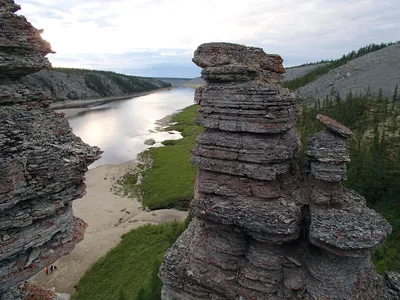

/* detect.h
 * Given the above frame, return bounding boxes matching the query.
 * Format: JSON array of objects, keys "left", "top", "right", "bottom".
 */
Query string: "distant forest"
[
  {"left": 25, "top": 67, "right": 171, "bottom": 100},
  {"left": 298, "top": 85, "right": 400, "bottom": 272},
  {"left": 284, "top": 42, "right": 398, "bottom": 90}
]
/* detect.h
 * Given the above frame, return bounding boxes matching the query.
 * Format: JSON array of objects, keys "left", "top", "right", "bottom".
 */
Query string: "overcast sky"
[{"left": 18, "top": 0, "right": 399, "bottom": 78}]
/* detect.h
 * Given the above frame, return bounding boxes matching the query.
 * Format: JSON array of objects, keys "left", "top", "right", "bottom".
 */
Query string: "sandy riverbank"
[{"left": 29, "top": 161, "right": 187, "bottom": 295}]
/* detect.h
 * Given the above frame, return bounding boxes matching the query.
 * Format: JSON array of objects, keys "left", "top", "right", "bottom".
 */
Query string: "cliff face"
[
  {"left": 22, "top": 69, "right": 171, "bottom": 101},
  {"left": 0, "top": 1, "right": 101, "bottom": 298},
  {"left": 159, "top": 43, "right": 399, "bottom": 299}
]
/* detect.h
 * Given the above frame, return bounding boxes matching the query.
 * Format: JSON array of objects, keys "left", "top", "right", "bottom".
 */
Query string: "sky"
[{"left": 18, "top": 0, "right": 400, "bottom": 78}]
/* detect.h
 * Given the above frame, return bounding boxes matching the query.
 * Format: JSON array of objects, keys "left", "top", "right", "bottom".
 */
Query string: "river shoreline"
[{"left": 50, "top": 87, "right": 175, "bottom": 110}]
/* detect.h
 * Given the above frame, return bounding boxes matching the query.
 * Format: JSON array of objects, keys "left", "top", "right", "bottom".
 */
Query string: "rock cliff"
[
  {"left": 0, "top": 1, "right": 101, "bottom": 298},
  {"left": 159, "top": 42, "right": 400, "bottom": 299}
]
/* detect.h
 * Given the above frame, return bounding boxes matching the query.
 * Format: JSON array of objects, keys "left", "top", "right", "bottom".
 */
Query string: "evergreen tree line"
[
  {"left": 284, "top": 42, "right": 398, "bottom": 90},
  {"left": 298, "top": 85, "right": 400, "bottom": 272}
]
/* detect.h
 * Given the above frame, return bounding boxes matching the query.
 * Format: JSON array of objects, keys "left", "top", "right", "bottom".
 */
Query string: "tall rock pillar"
[
  {"left": 160, "top": 43, "right": 304, "bottom": 299},
  {"left": 0, "top": 1, "right": 101, "bottom": 298}
]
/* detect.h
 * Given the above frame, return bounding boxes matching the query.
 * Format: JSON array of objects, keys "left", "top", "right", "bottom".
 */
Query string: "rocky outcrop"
[
  {"left": 22, "top": 69, "right": 171, "bottom": 101},
  {"left": 0, "top": 1, "right": 101, "bottom": 298},
  {"left": 159, "top": 42, "right": 398, "bottom": 299}
]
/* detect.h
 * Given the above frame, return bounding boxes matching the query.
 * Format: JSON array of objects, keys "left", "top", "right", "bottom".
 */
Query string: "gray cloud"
[{"left": 17, "top": 0, "right": 400, "bottom": 78}]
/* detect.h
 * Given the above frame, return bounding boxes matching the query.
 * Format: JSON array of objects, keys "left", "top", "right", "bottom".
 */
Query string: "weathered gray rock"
[
  {"left": 192, "top": 193, "right": 302, "bottom": 243},
  {"left": 0, "top": 1, "right": 100, "bottom": 297},
  {"left": 201, "top": 64, "right": 282, "bottom": 84},
  {"left": 386, "top": 272, "right": 400, "bottom": 294},
  {"left": 0, "top": 2, "right": 53, "bottom": 79},
  {"left": 160, "top": 42, "right": 398, "bottom": 299},
  {"left": 193, "top": 128, "right": 299, "bottom": 164},
  {"left": 193, "top": 42, "right": 285, "bottom": 74},
  {"left": 317, "top": 114, "right": 353, "bottom": 138},
  {"left": 307, "top": 129, "right": 350, "bottom": 163},
  {"left": 195, "top": 83, "right": 298, "bottom": 134},
  {"left": 309, "top": 204, "right": 391, "bottom": 257}
]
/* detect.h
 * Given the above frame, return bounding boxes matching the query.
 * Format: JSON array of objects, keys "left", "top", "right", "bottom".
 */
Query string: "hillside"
[
  {"left": 182, "top": 77, "right": 206, "bottom": 87},
  {"left": 174, "top": 63, "right": 328, "bottom": 87},
  {"left": 283, "top": 63, "right": 328, "bottom": 81},
  {"left": 22, "top": 68, "right": 171, "bottom": 101},
  {"left": 155, "top": 77, "right": 191, "bottom": 86},
  {"left": 296, "top": 43, "right": 400, "bottom": 103}
]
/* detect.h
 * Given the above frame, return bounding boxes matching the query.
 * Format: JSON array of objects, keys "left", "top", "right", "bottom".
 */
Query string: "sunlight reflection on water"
[{"left": 66, "top": 87, "right": 195, "bottom": 168}]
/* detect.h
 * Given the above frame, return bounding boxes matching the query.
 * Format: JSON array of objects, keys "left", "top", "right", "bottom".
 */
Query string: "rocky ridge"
[
  {"left": 159, "top": 42, "right": 400, "bottom": 299},
  {"left": 298, "top": 43, "right": 400, "bottom": 103},
  {"left": 0, "top": 1, "right": 100, "bottom": 298}
]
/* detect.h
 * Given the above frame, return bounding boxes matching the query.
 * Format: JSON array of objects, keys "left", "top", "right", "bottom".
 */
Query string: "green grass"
[
  {"left": 72, "top": 222, "right": 186, "bottom": 300},
  {"left": 136, "top": 104, "right": 203, "bottom": 210}
]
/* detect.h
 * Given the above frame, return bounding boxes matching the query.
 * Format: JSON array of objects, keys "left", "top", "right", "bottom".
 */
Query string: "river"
[{"left": 66, "top": 87, "right": 195, "bottom": 168}]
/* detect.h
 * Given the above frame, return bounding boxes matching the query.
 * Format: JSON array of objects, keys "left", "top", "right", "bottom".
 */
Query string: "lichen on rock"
[{"left": 159, "top": 42, "right": 398, "bottom": 299}]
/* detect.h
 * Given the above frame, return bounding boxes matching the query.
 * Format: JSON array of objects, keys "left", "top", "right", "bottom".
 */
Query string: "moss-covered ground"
[{"left": 137, "top": 104, "right": 203, "bottom": 210}]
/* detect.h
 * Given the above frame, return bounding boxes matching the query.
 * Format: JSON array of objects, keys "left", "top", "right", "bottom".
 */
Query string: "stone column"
[
  {"left": 160, "top": 42, "right": 302, "bottom": 299},
  {"left": 306, "top": 114, "right": 392, "bottom": 299}
]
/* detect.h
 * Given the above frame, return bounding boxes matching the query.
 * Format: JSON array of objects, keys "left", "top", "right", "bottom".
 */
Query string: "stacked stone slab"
[
  {"left": 306, "top": 114, "right": 393, "bottom": 298},
  {"left": 160, "top": 42, "right": 398, "bottom": 299},
  {"left": 161, "top": 42, "right": 303, "bottom": 299},
  {"left": 0, "top": 1, "right": 101, "bottom": 298}
]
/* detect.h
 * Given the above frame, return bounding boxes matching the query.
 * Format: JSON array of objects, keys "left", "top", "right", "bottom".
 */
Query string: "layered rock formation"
[
  {"left": 160, "top": 42, "right": 399, "bottom": 299},
  {"left": 0, "top": 1, "right": 101, "bottom": 298}
]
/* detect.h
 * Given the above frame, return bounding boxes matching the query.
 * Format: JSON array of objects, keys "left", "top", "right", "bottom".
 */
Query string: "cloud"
[{"left": 17, "top": 0, "right": 400, "bottom": 77}]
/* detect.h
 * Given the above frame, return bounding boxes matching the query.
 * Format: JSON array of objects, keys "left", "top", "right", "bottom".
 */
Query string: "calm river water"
[{"left": 67, "top": 87, "right": 195, "bottom": 168}]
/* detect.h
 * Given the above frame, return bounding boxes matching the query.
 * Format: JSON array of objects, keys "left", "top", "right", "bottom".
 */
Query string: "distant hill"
[
  {"left": 297, "top": 43, "right": 400, "bottom": 103},
  {"left": 283, "top": 63, "right": 328, "bottom": 81},
  {"left": 172, "top": 63, "right": 331, "bottom": 87},
  {"left": 22, "top": 68, "right": 171, "bottom": 101},
  {"left": 183, "top": 77, "right": 206, "bottom": 87},
  {"left": 155, "top": 78, "right": 192, "bottom": 86}
]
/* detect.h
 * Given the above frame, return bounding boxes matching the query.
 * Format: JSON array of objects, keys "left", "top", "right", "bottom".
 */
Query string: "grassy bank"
[
  {"left": 137, "top": 104, "right": 203, "bottom": 210},
  {"left": 72, "top": 222, "right": 187, "bottom": 300}
]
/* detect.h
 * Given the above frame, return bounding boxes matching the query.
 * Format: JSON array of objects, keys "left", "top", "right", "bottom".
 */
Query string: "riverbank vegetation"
[
  {"left": 136, "top": 104, "right": 203, "bottom": 210},
  {"left": 72, "top": 222, "right": 187, "bottom": 300}
]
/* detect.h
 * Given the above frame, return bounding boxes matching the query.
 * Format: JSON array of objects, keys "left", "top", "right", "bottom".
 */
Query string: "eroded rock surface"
[
  {"left": 160, "top": 42, "right": 398, "bottom": 299},
  {"left": 0, "top": 1, "right": 101, "bottom": 298}
]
